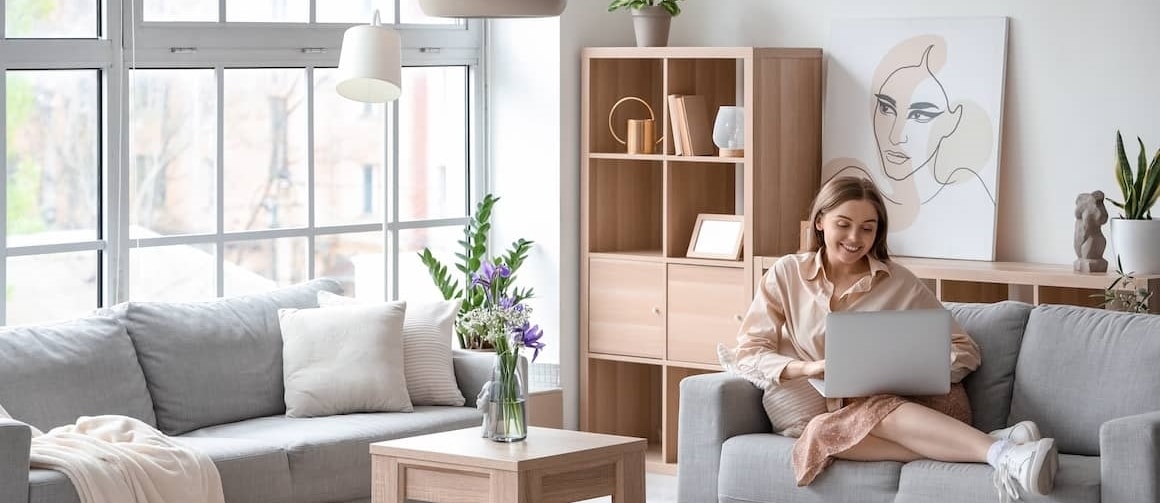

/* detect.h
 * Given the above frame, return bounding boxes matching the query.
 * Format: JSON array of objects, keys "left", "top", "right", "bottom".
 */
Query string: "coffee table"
[{"left": 370, "top": 426, "right": 646, "bottom": 503}]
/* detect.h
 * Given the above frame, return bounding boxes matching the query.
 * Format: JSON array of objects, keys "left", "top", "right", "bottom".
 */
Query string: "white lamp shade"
[
  {"left": 419, "top": 0, "right": 565, "bottom": 18},
  {"left": 336, "top": 22, "right": 402, "bottom": 103}
]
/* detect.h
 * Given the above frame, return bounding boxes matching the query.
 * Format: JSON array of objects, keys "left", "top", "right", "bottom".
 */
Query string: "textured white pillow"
[
  {"left": 279, "top": 302, "right": 413, "bottom": 417},
  {"left": 318, "top": 291, "right": 466, "bottom": 406},
  {"left": 717, "top": 343, "right": 825, "bottom": 438}
]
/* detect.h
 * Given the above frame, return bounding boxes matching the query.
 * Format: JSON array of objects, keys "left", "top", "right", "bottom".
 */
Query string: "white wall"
[{"left": 492, "top": 0, "right": 1160, "bottom": 427}]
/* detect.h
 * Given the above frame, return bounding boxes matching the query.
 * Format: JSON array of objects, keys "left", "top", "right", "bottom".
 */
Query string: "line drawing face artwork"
[{"left": 822, "top": 18, "right": 1008, "bottom": 261}]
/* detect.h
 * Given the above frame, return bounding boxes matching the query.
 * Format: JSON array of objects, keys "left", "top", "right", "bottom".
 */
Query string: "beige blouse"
[{"left": 734, "top": 251, "right": 981, "bottom": 390}]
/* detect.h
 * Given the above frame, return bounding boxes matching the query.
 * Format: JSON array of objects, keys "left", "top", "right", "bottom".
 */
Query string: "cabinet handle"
[
  {"left": 734, "top": 314, "right": 744, "bottom": 322},
  {"left": 651, "top": 307, "right": 662, "bottom": 316}
]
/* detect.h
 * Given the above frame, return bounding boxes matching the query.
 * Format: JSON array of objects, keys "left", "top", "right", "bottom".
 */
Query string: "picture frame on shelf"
[{"left": 686, "top": 214, "right": 744, "bottom": 260}]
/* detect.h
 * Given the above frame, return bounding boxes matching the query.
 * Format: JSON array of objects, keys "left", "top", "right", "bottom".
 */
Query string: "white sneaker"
[
  {"left": 989, "top": 420, "right": 1042, "bottom": 444},
  {"left": 992, "top": 438, "right": 1059, "bottom": 502}
]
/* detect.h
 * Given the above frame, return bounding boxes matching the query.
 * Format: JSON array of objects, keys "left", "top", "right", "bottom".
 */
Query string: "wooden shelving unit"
[
  {"left": 753, "top": 255, "right": 1160, "bottom": 312},
  {"left": 579, "top": 46, "right": 823, "bottom": 474}
]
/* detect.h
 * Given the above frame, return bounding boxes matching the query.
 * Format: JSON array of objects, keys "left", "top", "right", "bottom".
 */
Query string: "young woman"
[{"left": 730, "top": 176, "right": 1057, "bottom": 501}]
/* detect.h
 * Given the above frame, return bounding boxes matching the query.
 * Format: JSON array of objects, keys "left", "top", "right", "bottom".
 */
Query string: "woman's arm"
[{"left": 732, "top": 262, "right": 817, "bottom": 385}]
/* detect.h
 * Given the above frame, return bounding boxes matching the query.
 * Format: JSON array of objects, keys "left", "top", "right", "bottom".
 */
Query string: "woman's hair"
[{"left": 805, "top": 176, "right": 891, "bottom": 260}]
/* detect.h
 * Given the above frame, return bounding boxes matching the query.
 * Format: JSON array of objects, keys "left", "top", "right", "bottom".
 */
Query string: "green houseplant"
[
  {"left": 417, "top": 194, "right": 535, "bottom": 349},
  {"left": 1108, "top": 130, "right": 1160, "bottom": 275},
  {"left": 607, "top": 0, "right": 684, "bottom": 47}
]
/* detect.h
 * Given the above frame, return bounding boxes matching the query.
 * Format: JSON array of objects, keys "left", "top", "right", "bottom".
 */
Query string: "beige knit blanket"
[{"left": 28, "top": 415, "right": 224, "bottom": 503}]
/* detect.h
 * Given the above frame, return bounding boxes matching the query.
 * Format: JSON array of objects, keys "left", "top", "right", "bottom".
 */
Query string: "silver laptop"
[{"left": 808, "top": 309, "right": 952, "bottom": 398}]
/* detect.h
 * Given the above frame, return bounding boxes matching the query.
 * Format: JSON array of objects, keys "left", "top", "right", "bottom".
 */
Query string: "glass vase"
[{"left": 483, "top": 354, "right": 528, "bottom": 442}]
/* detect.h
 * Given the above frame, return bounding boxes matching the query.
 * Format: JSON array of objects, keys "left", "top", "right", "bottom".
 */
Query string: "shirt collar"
[{"left": 806, "top": 249, "right": 893, "bottom": 281}]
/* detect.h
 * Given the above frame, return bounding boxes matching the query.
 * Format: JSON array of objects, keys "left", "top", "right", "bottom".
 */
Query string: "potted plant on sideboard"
[
  {"left": 607, "top": 0, "right": 684, "bottom": 47},
  {"left": 1108, "top": 130, "right": 1160, "bottom": 275}
]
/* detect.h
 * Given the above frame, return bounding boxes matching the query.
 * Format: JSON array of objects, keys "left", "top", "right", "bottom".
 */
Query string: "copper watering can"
[{"left": 608, "top": 96, "right": 664, "bottom": 154}]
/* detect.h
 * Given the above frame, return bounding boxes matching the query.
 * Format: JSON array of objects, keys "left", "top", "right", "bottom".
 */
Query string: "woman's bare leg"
[
  {"left": 867, "top": 402, "right": 993, "bottom": 463},
  {"left": 834, "top": 434, "right": 922, "bottom": 462}
]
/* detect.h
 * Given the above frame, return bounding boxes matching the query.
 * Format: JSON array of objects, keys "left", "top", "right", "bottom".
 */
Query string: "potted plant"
[
  {"left": 417, "top": 194, "right": 536, "bottom": 349},
  {"left": 607, "top": 0, "right": 684, "bottom": 47},
  {"left": 1108, "top": 130, "right": 1160, "bottom": 275}
]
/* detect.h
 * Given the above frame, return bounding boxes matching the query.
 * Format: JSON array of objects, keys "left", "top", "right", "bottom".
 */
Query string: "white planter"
[
  {"left": 418, "top": 0, "right": 565, "bottom": 17},
  {"left": 1110, "top": 218, "right": 1160, "bottom": 275}
]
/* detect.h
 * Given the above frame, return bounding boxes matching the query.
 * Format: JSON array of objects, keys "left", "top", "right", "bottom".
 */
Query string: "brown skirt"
[{"left": 791, "top": 383, "right": 972, "bottom": 486}]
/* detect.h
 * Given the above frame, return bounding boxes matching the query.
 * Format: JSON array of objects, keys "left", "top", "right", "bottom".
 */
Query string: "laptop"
[{"left": 808, "top": 309, "right": 952, "bottom": 398}]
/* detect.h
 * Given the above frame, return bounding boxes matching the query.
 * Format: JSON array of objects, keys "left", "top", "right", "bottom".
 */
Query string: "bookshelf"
[{"left": 579, "top": 46, "right": 823, "bottom": 473}]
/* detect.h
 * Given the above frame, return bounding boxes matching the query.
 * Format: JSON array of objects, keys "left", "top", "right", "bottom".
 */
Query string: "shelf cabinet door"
[
  {"left": 667, "top": 264, "right": 748, "bottom": 365},
  {"left": 588, "top": 258, "right": 666, "bottom": 358}
]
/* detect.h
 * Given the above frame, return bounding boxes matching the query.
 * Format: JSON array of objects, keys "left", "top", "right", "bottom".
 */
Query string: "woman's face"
[
  {"left": 873, "top": 66, "right": 957, "bottom": 181},
  {"left": 815, "top": 199, "right": 880, "bottom": 267}
]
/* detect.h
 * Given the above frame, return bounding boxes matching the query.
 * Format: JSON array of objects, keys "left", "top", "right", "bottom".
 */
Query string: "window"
[{"left": 2, "top": 0, "right": 482, "bottom": 324}]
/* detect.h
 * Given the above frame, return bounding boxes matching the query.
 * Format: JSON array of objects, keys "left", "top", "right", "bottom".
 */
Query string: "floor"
[{"left": 579, "top": 472, "right": 677, "bottom": 503}]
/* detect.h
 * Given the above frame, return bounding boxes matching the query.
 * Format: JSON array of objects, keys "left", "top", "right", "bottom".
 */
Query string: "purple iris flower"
[{"left": 516, "top": 322, "right": 545, "bottom": 362}]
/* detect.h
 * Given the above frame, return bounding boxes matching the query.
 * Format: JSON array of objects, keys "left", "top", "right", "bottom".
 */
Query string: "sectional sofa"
[
  {"left": 0, "top": 278, "right": 493, "bottom": 503},
  {"left": 678, "top": 301, "right": 1160, "bottom": 503}
]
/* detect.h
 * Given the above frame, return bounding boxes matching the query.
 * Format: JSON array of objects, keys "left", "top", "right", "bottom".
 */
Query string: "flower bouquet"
[{"left": 459, "top": 262, "right": 545, "bottom": 442}]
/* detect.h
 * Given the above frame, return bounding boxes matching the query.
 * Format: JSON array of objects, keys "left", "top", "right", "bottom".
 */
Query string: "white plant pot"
[
  {"left": 1110, "top": 218, "right": 1160, "bottom": 275},
  {"left": 630, "top": 6, "right": 671, "bottom": 47}
]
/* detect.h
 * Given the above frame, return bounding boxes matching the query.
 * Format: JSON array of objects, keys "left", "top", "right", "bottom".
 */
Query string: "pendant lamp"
[
  {"left": 418, "top": 0, "right": 565, "bottom": 18},
  {"left": 336, "top": 10, "right": 402, "bottom": 103}
]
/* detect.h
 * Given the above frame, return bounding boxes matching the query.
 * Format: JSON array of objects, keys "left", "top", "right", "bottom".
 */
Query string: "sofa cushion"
[
  {"left": 182, "top": 407, "right": 483, "bottom": 503},
  {"left": 718, "top": 433, "right": 900, "bottom": 503},
  {"left": 894, "top": 454, "right": 1099, "bottom": 503},
  {"left": 280, "top": 302, "right": 413, "bottom": 417},
  {"left": 318, "top": 292, "right": 467, "bottom": 406},
  {"left": 104, "top": 278, "right": 343, "bottom": 435},
  {"left": 28, "top": 469, "right": 80, "bottom": 503},
  {"left": 1010, "top": 305, "right": 1160, "bottom": 455},
  {"left": 0, "top": 316, "right": 156, "bottom": 432},
  {"left": 173, "top": 436, "right": 292, "bottom": 503},
  {"left": 944, "top": 301, "right": 1032, "bottom": 433}
]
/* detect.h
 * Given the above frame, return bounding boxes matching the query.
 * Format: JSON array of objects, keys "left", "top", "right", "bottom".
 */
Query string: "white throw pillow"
[
  {"left": 279, "top": 302, "right": 413, "bottom": 417},
  {"left": 318, "top": 291, "right": 466, "bottom": 406}
]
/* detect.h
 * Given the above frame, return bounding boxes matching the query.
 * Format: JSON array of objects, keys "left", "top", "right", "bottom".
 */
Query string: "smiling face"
[
  {"left": 814, "top": 199, "right": 881, "bottom": 267},
  {"left": 872, "top": 45, "right": 962, "bottom": 181}
]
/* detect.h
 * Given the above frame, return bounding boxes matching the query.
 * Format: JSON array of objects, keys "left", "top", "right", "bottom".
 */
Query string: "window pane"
[
  {"left": 6, "top": 70, "right": 99, "bottom": 245},
  {"left": 315, "top": 231, "right": 384, "bottom": 300},
  {"left": 398, "top": 66, "right": 468, "bottom": 221},
  {"left": 223, "top": 69, "right": 308, "bottom": 232},
  {"left": 226, "top": 0, "right": 308, "bottom": 22},
  {"left": 130, "top": 244, "right": 218, "bottom": 301},
  {"left": 397, "top": 225, "right": 463, "bottom": 302},
  {"left": 6, "top": 252, "right": 96, "bottom": 325},
  {"left": 130, "top": 69, "right": 217, "bottom": 238},
  {"left": 223, "top": 237, "right": 308, "bottom": 296},
  {"left": 400, "top": 0, "right": 458, "bottom": 25},
  {"left": 144, "top": 0, "right": 218, "bottom": 22},
  {"left": 5, "top": 0, "right": 97, "bottom": 38},
  {"left": 314, "top": 68, "right": 384, "bottom": 227},
  {"left": 317, "top": 1, "right": 395, "bottom": 24}
]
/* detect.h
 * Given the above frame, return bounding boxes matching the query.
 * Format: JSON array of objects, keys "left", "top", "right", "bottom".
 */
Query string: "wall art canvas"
[{"left": 822, "top": 17, "right": 1009, "bottom": 261}]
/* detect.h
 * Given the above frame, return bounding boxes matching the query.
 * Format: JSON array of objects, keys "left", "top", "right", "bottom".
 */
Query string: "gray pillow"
[
  {"left": 0, "top": 316, "right": 156, "bottom": 432},
  {"left": 945, "top": 301, "right": 1032, "bottom": 433},
  {"left": 104, "top": 278, "right": 343, "bottom": 435}
]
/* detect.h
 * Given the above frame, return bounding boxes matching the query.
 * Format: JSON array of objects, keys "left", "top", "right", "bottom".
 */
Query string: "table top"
[{"left": 370, "top": 427, "right": 646, "bottom": 471}]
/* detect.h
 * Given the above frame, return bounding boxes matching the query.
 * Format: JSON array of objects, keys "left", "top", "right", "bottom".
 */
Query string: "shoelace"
[{"left": 992, "top": 463, "right": 1020, "bottom": 503}]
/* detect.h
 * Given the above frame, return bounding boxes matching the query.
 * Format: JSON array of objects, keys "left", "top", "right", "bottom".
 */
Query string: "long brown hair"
[{"left": 805, "top": 176, "right": 891, "bottom": 260}]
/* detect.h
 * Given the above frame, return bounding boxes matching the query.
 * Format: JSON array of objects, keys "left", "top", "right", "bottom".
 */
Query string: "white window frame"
[{"left": 0, "top": 0, "right": 485, "bottom": 324}]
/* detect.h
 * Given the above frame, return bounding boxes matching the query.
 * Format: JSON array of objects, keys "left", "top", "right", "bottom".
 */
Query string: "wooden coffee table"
[{"left": 370, "top": 426, "right": 646, "bottom": 503}]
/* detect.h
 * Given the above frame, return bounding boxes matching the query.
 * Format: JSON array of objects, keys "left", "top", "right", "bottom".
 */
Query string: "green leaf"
[
  {"left": 1139, "top": 147, "right": 1160, "bottom": 215},
  {"left": 1115, "top": 131, "right": 1136, "bottom": 216}
]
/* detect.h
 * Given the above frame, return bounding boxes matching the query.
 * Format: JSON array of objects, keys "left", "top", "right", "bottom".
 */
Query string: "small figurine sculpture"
[{"left": 1074, "top": 190, "right": 1109, "bottom": 273}]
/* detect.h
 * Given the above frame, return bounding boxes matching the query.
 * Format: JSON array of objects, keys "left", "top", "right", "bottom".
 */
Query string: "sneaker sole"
[
  {"left": 1019, "top": 421, "right": 1043, "bottom": 444},
  {"left": 1030, "top": 438, "right": 1058, "bottom": 495}
]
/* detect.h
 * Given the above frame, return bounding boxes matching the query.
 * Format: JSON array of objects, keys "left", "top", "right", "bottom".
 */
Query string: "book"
[
  {"left": 666, "top": 94, "right": 686, "bottom": 155},
  {"left": 679, "top": 95, "right": 715, "bottom": 156}
]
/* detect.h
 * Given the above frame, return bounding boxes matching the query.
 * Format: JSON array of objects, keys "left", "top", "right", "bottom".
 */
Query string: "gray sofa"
[
  {"left": 0, "top": 278, "right": 493, "bottom": 503},
  {"left": 678, "top": 301, "right": 1160, "bottom": 503}
]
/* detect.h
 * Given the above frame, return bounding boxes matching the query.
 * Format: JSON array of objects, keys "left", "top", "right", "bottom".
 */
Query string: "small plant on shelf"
[
  {"left": 1094, "top": 256, "right": 1153, "bottom": 314},
  {"left": 607, "top": 0, "right": 684, "bottom": 15},
  {"left": 1108, "top": 130, "right": 1160, "bottom": 220}
]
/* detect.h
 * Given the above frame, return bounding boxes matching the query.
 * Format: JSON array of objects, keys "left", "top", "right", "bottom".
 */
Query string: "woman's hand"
[{"left": 783, "top": 359, "right": 825, "bottom": 379}]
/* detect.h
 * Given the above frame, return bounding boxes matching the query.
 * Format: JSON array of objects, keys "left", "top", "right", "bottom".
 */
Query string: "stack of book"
[{"left": 666, "top": 94, "right": 715, "bottom": 156}]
